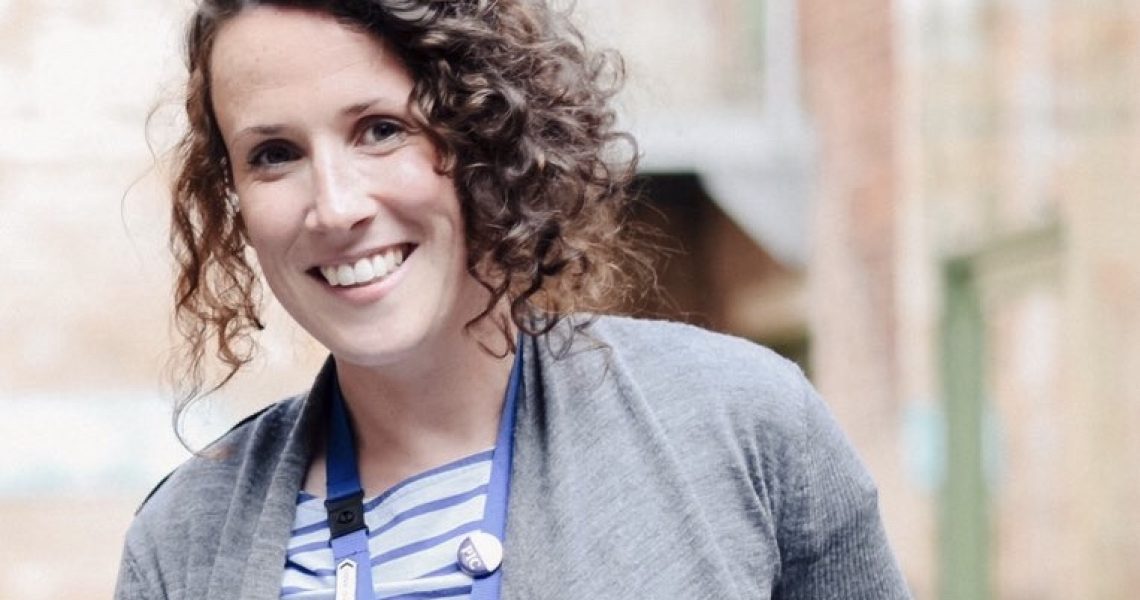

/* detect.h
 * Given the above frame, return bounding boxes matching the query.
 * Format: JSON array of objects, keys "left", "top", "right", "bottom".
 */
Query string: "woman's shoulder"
[
  {"left": 539, "top": 315, "right": 818, "bottom": 459},
  {"left": 117, "top": 392, "right": 315, "bottom": 596},
  {"left": 585, "top": 315, "right": 810, "bottom": 410},
  {"left": 125, "top": 394, "right": 308, "bottom": 543},
  {"left": 590, "top": 315, "right": 795, "bottom": 365}
]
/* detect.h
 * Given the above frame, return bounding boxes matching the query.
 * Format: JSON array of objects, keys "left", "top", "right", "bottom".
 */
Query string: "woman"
[{"left": 117, "top": 1, "right": 910, "bottom": 598}]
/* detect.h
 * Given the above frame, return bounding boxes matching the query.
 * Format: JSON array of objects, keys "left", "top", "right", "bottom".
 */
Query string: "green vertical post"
[{"left": 939, "top": 260, "right": 990, "bottom": 600}]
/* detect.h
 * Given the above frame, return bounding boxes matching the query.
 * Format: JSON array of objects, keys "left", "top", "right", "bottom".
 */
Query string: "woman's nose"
[{"left": 304, "top": 151, "right": 375, "bottom": 232}]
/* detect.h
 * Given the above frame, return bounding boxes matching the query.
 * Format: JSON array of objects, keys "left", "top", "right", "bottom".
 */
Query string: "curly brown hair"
[{"left": 169, "top": 0, "right": 653, "bottom": 410}]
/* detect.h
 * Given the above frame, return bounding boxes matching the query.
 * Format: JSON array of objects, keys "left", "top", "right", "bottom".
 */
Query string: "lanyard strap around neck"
[
  {"left": 324, "top": 341, "right": 524, "bottom": 600},
  {"left": 325, "top": 379, "right": 373, "bottom": 600},
  {"left": 471, "top": 342, "right": 523, "bottom": 600}
]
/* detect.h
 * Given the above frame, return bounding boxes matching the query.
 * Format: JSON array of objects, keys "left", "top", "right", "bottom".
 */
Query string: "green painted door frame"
[
  {"left": 938, "top": 225, "right": 1062, "bottom": 600},
  {"left": 939, "top": 259, "right": 990, "bottom": 600}
]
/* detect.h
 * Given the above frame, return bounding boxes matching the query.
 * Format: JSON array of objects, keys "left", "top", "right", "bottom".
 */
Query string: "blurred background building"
[{"left": 2, "top": 0, "right": 1138, "bottom": 598}]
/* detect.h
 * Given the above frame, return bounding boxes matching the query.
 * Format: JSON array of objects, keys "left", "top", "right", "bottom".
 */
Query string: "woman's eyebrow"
[
  {"left": 340, "top": 97, "right": 401, "bottom": 117},
  {"left": 229, "top": 97, "right": 404, "bottom": 143},
  {"left": 231, "top": 124, "right": 289, "bottom": 145}
]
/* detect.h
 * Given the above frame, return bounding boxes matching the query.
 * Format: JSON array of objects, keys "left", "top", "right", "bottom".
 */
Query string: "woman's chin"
[{"left": 327, "top": 336, "right": 424, "bottom": 371}]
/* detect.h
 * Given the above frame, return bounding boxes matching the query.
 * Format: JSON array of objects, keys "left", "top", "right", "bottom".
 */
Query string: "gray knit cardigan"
[{"left": 115, "top": 316, "right": 911, "bottom": 599}]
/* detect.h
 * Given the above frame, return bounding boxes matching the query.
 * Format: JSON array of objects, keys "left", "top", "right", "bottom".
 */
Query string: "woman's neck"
[{"left": 318, "top": 318, "right": 516, "bottom": 496}]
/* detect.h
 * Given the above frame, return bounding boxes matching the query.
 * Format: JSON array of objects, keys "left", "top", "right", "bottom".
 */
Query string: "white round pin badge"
[{"left": 457, "top": 531, "right": 503, "bottom": 578}]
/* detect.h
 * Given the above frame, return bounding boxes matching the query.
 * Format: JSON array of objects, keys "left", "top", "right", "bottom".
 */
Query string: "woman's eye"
[
  {"left": 248, "top": 143, "right": 298, "bottom": 169},
  {"left": 360, "top": 120, "right": 404, "bottom": 146}
]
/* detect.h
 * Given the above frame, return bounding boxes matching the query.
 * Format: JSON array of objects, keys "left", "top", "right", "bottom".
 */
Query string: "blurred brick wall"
[
  {"left": 799, "top": 0, "right": 1140, "bottom": 598},
  {"left": 921, "top": 2, "right": 1140, "bottom": 598},
  {"left": 1051, "top": 3, "right": 1140, "bottom": 596}
]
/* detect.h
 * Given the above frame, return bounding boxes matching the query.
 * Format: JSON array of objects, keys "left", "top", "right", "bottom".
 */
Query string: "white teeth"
[
  {"left": 370, "top": 254, "right": 390, "bottom": 278},
  {"left": 353, "top": 258, "right": 374, "bottom": 283},
  {"left": 319, "top": 246, "right": 407, "bottom": 287},
  {"left": 336, "top": 264, "right": 356, "bottom": 286}
]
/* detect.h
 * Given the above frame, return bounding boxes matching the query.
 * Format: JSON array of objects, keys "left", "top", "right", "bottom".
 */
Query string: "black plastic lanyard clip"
[{"left": 325, "top": 491, "right": 367, "bottom": 540}]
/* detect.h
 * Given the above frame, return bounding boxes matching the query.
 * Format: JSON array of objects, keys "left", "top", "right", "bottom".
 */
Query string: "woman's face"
[{"left": 210, "top": 6, "right": 485, "bottom": 368}]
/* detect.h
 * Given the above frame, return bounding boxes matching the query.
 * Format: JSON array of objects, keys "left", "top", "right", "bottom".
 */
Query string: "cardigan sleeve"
[
  {"left": 773, "top": 379, "right": 912, "bottom": 599},
  {"left": 115, "top": 542, "right": 164, "bottom": 600}
]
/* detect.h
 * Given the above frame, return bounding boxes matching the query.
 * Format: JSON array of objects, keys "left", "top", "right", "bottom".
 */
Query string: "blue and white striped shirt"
[{"left": 281, "top": 450, "right": 494, "bottom": 600}]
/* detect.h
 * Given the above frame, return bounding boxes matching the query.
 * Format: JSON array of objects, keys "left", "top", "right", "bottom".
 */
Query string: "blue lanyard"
[{"left": 324, "top": 344, "right": 523, "bottom": 600}]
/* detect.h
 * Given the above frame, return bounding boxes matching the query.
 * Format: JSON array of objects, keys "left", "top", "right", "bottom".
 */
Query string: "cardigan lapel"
[
  {"left": 226, "top": 359, "right": 333, "bottom": 600},
  {"left": 501, "top": 325, "right": 743, "bottom": 599}
]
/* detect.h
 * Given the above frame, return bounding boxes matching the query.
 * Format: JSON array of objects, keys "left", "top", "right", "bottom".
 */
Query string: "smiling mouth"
[{"left": 312, "top": 244, "right": 414, "bottom": 287}]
